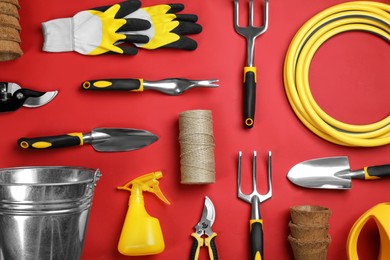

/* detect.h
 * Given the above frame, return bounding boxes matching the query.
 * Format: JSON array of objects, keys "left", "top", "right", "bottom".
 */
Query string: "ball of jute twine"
[{"left": 179, "top": 110, "right": 215, "bottom": 184}]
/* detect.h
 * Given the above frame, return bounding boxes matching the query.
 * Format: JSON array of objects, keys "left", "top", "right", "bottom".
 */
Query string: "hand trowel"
[
  {"left": 17, "top": 128, "right": 158, "bottom": 152},
  {"left": 287, "top": 156, "right": 390, "bottom": 190}
]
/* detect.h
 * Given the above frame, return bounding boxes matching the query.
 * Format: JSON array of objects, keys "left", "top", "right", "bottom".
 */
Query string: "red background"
[{"left": 1, "top": 0, "right": 390, "bottom": 259}]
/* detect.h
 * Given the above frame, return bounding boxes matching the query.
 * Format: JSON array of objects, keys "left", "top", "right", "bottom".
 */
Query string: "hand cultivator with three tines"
[
  {"left": 234, "top": 0, "right": 269, "bottom": 128},
  {"left": 238, "top": 151, "right": 272, "bottom": 260}
]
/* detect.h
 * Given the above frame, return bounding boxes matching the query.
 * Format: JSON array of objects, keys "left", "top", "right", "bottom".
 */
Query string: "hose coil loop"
[{"left": 284, "top": 1, "right": 390, "bottom": 147}]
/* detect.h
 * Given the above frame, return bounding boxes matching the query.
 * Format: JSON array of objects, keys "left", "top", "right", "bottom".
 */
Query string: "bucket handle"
[{"left": 92, "top": 169, "right": 102, "bottom": 187}]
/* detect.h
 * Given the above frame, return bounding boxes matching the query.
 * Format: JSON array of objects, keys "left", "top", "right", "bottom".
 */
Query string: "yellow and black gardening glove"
[
  {"left": 122, "top": 3, "right": 202, "bottom": 50},
  {"left": 42, "top": 0, "right": 150, "bottom": 55}
]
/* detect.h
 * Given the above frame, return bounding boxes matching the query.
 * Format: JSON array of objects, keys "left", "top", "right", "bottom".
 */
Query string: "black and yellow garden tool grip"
[
  {"left": 364, "top": 165, "right": 390, "bottom": 180},
  {"left": 250, "top": 219, "right": 263, "bottom": 260},
  {"left": 243, "top": 66, "right": 256, "bottom": 128},
  {"left": 190, "top": 233, "right": 218, "bottom": 260},
  {"left": 18, "top": 133, "right": 84, "bottom": 149},
  {"left": 81, "top": 79, "right": 144, "bottom": 91},
  {"left": 204, "top": 232, "right": 218, "bottom": 260},
  {"left": 190, "top": 233, "right": 202, "bottom": 260}
]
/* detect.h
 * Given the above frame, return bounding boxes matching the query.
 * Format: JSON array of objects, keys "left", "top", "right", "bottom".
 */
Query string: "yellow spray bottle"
[{"left": 117, "top": 171, "right": 170, "bottom": 256}]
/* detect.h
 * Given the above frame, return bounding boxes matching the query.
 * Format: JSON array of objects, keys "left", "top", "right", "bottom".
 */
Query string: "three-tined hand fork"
[
  {"left": 234, "top": 0, "right": 269, "bottom": 128},
  {"left": 238, "top": 151, "right": 272, "bottom": 260}
]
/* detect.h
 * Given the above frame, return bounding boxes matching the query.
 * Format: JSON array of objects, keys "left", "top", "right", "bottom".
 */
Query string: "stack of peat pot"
[
  {"left": 0, "top": 0, "right": 22, "bottom": 61},
  {"left": 288, "top": 205, "right": 332, "bottom": 260}
]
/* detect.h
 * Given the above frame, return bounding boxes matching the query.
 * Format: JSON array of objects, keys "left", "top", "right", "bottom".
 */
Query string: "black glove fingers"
[
  {"left": 120, "top": 45, "right": 139, "bottom": 55},
  {"left": 124, "top": 34, "right": 149, "bottom": 44},
  {"left": 119, "top": 18, "right": 151, "bottom": 31},
  {"left": 115, "top": 0, "right": 142, "bottom": 18},
  {"left": 172, "top": 21, "right": 202, "bottom": 35},
  {"left": 164, "top": 35, "right": 198, "bottom": 50},
  {"left": 166, "top": 4, "right": 185, "bottom": 14},
  {"left": 87, "top": 2, "right": 201, "bottom": 53},
  {"left": 174, "top": 14, "right": 198, "bottom": 23},
  {"left": 91, "top": 0, "right": 141, "bottom": 18},
  {"left": 107, "top": 45, "right": 138, "bottom": 55}
]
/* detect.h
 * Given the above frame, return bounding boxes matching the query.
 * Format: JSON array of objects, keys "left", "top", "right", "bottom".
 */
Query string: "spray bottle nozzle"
[{"left": 117, "top": 171, "right": 170, "bottom": 205}]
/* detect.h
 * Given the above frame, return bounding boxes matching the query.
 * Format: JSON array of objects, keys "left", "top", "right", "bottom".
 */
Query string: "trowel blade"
[
  {"left": 287, "top": 156, "right": 352, "bottom": 190},
  {"left": 90, "top": 128, "right": 158, "bottom": 152}
]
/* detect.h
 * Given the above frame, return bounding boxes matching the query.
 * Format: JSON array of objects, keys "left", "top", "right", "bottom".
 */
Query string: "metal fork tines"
[
  {"left": 234, "top": 0, "right": 269, "bottom": 67},
  {"left": 238, "top": 150, "right": 272, "bottom": 219},
  {"left": 238, "top": 150, "right": 272, "bottom": 259},
  {"left": 143, "top": 78, "right": 219, "bottom": 96}
]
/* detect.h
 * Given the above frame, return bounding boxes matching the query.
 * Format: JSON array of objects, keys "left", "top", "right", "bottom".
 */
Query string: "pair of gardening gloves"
[{"left": 42, "top": 0, "right": 202, "bottom": 55}]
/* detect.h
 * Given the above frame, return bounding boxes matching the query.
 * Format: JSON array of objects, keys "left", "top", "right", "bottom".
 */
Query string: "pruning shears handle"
[{"left": 190, "top": 232, "right": 218, "bottom": 260}]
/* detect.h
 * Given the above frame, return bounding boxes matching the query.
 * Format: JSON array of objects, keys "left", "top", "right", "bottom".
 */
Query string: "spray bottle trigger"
[
  {"left": 153, "top": 183, "right": 170, "bottom": 205},
  {"left": 117, "top": 171, "right": 170, "bottom": 205}
]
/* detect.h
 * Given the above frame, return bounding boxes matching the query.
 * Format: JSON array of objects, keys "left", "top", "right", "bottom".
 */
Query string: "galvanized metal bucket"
[{"left": 0, "top": 166, "right": 101, "bottom": 260}]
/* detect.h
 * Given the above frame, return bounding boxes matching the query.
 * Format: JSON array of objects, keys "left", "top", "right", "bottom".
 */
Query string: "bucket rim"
[{"left": 0, "top": 166, "right": 101, "bottom": 185}]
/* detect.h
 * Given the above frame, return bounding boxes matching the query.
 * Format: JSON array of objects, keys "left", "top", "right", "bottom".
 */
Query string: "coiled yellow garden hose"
[{"left": 284, "top": 1, "right": 390, "bottom": 147}]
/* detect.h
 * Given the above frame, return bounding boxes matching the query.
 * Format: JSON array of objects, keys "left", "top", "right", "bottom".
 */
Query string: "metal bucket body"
[{"left": 0, "top": 166, "right": 101, "bottom": 260}]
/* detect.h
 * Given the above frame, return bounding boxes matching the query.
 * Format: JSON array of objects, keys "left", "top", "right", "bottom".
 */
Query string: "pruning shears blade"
[
  {"left": 203, "top": 196, "right": 215, "bottom": 226},
  {"left": 0, "top": 82, "right": 57, "bottom": 112},
  {"left": 23, "top": 90, "right": 58, "bottom": 107},
  {"left": 194, "top": 196, "right": 215, "bottom": 236}
]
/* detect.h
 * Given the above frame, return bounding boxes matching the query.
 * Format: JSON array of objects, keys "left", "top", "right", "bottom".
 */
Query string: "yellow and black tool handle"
[
  {"left": 364, "top": 164, "right": 390, "bottom": 180},
  {"left": 81, "top": 79, "right": 143, "bottom": 91},
  {"left": 243, "top": 67, "right": 256, "bottom": 128},
  {"left": 190, "top": 233, "right": 202, "bottom": 260},
  {"left": 205, "top": 233, "right": 218, "bottom": 260},
  {"left": 190, "top": 233, "right": 218, "bottom": 260},
  {"left": 18, "top": 133, "right": 84, "bottom": 149},
  {"left": 250, "top": 219, "right": 264, "bottom": 260}
]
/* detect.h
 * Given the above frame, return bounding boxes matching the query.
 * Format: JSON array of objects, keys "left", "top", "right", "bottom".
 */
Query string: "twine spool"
[{"left": 179, "top": 110, "right": 215, "bottom": 184}]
